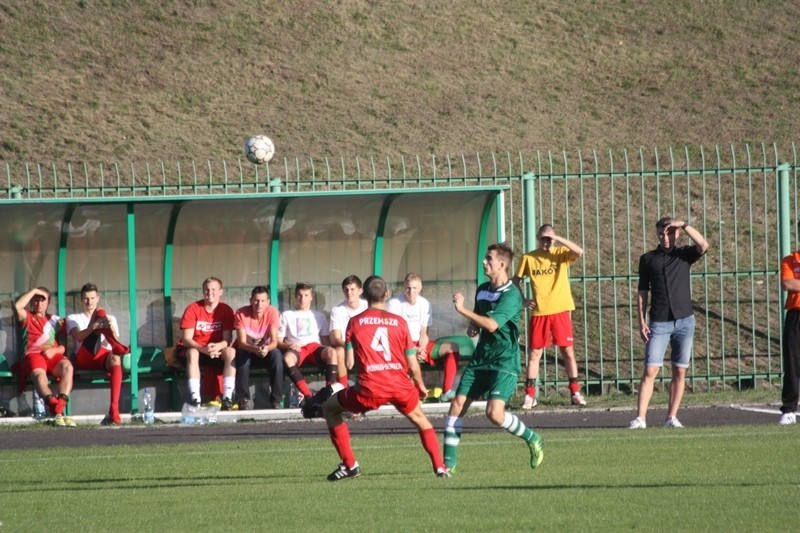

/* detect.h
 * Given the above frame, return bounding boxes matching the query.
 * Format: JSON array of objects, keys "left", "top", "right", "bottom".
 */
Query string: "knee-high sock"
[
  {"left": 501, "top": 411, "right": 537, "bottom": 442},
  {"left": 222, "top": 376, "right": 235, "bottom": 399},
  {"left": 328, "top": 422, "right": 356, "bottom": 469},
  {"left": 109, "top": 365, "right": 122, "bottom": 415},
  {"left": 443, "top": 416, "right": 463, "bottom": 468},
  {"left": 441, "top": 353, "right": 458, "bottom": 392},
  {"left": 418, "top": 427, "right": 445, "bottom": 471},
  {"left": 188, "top": 378, "right": 201, "bottom": 403},
  {"left": 93, "top": 309, "right": 130, "bottom": 355},
  {"left": 287, "top": 366, "right": 312, "bottom": 397}
]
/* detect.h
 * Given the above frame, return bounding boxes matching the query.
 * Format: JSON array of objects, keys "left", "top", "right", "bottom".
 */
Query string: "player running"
[
  {"left": 443, "top": 242, "right": 544, "bottom": 472},
  {"left": 322, "top": 275, "right": 450, "bottom": 481}
]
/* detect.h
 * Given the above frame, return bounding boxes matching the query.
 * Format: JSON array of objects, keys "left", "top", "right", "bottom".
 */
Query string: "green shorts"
[{"left": 455, "top": 367, "right": 518, "bottom": 402}]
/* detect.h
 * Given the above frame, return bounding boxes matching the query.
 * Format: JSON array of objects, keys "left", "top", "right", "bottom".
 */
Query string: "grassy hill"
[{"left": 1, "top": 0, "right": 798, "bottom": 163}]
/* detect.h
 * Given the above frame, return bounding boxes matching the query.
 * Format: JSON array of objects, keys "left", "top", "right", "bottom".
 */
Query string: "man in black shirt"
[{"left": 630, "top": 216, "right": 709, "bottom": 429}]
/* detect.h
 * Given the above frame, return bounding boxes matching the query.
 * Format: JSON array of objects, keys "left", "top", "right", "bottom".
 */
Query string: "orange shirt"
[{"left": 781, "top": 251, "right": 800, "bottom": 310}]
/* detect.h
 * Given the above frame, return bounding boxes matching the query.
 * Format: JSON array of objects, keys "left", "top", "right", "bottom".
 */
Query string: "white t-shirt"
[
  {"left": 386, "top": 294, "right": 431, "bottom": 342},
  {"left": 329, "top": 299, "right": 368, "bottom": 335},
  {"left": 65, "top": 311, "right": 120, "bottom": 353},
  {"left": 278, "top": 309, "right": 330, "bottom": 347}
]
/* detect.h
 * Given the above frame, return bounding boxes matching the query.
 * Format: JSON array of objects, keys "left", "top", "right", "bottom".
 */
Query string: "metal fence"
[{"left": 2, "top": 143, "right": 798, "bottom": 398}]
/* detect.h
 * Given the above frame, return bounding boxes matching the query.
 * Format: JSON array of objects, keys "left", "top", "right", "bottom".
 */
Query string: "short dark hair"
[
  {"left": 80, "top": 282, "right": 99, "bottom": 296},
  {"left": 536, "top": 224, "right": 553, "bottom": 237},
  {"left": 294, "top": 282, "right": 313, "bottom": 296},
  {"left": 656, "top": 216, "right": 674, "bottom": 230},
  {"left": 488, "top": 242, "right": 514, "bottom": 265},
  {"left": 341, "top": 275, "right": 362, "bottom": 290},
  {"left": 363, "top": 275, "right": 387, "bottom": 304},
  {"left": 250, "top": 285, "right": 269, "bottom": 298}
]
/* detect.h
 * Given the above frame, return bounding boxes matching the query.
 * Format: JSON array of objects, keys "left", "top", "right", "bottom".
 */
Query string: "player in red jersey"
[
  {"left": 15, "top": 286, "right": 74, "bottom": 427},
  {"left": 176, "top": 276, "right": 237, "bottom": 409},
  {"left": 322, "top": 275, "right": 450, "bottom": 481}
]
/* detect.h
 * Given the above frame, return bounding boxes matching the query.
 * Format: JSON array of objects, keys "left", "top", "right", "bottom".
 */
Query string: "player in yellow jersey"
[{"left": 513, "top": 224, "right": 586, "bottom": 408}]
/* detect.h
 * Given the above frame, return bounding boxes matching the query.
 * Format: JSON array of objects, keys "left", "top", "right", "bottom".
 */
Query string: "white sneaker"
[
  {"left": 522, "top": 395, "right": 537, "bottom": 410},
  {"left": 571, "top": 392, "right": 587, "bottom": 406},
  {"left": 629, "top": 417, "right": 646, "bottom": 429},
  {"left": 664, "top": 417, "right": 684, "bottom": 428},
  {"left": 779, "top": 412, "right": 796, "bottom": 425}
]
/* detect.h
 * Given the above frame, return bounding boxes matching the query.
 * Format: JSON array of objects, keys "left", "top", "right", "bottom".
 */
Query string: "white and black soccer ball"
[{"left": 243, "top": 135, "right": 275, "bottom": 164}]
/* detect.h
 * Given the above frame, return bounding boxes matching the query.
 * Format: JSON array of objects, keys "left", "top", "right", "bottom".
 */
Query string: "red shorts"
[
  {"left": 529, "top": 311, "right": 574, "bottom": 349},
  {"left": 337, "top": 385, "right": 419, "bottom": 416},
  {"left": 76, "top": 345, "right": 112, "bottom": 370},
  {"left": 21, "top": 352, "right": 70, "bottom": 378},
  {"left": 294, "top": 343, "right": 326, "bottom": 368},
  {"left": 417, "top": 340, "right": 437, "bottom": 365}
]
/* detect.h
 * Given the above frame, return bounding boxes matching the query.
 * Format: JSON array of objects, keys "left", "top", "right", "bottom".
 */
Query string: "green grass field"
[{"left": 1, "top": 424, "right": 794, "bottom": 531}]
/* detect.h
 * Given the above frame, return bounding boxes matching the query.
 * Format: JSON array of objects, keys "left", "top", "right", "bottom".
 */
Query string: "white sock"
[
  {"left": 188, "top": 378, "right": 201, "bottom": 402},
  {"left": 223, "top": 376, "right": 235, "bottom": 400}
]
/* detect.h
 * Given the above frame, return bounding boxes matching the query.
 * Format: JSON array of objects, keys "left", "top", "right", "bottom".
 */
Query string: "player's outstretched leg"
[{"left": 500, "top": 411, "right": 544, "bottom": 469}]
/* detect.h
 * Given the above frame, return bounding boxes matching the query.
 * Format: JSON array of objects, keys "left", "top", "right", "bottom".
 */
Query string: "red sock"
[
  {"left": 93, "top": 308, "right": 130, "bottom": 355},
  {"left": 109, "top": 365, "right": 122, "bottom": 417},
  {"left": 328, "top": 422, "right": 356, "bottom": 469},
  {"left": 525, "top": 385, "right": 537, "bottom": 398},
  {"left": 569, "top": 380, "right": 580, "bottom": 395},
  {"left": 418, "top": 427, "right": 445, "bottom": 471},
  {"left": 442, "top": 353, "right": 458, "bottom": 392},
  {"left": 338, "top": 375, "right": 349, "bottom": 387},
  {"left": 296, "top": 379, "right": 312, "bottom": 397}
]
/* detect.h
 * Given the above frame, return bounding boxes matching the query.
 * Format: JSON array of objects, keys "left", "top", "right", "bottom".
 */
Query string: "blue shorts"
[{"left": 645, "top": 315, "right": 695, "bottom": 369}]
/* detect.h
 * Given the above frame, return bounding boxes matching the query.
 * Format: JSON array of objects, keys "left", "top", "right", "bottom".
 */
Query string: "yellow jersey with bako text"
[{"left": 515, "top": 245, "right": 577, "bottom": 316}]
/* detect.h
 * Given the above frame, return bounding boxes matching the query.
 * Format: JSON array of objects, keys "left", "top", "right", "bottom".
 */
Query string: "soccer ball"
[{"left": 243, "top": 135, "right": 275, "bottom": 164}]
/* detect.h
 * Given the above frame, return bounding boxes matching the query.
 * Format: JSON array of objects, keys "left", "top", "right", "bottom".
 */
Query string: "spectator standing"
[
  {"left": 513, "top": 224, "right": 586, "bottom": 409},
  {"left": 779, "top": 230, "right": 800, "bottom": 425},
  {"left": 630, "top": 217, "right": 709, "bottom": 429}
]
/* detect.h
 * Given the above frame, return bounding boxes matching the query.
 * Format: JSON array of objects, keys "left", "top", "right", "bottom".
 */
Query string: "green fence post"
[
  {"left": 127, "top": 203, "right": 140, "bottom": 415},
  {"left": 522, "top": 172, "right": 537, "bottom": 252},
  {"left": 778, "top": 162, "right": 792, "bottom": 308}
]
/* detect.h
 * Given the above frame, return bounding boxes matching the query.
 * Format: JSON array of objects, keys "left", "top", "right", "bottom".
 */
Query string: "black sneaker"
[
  {"left": 220, "top": 397, "right": 234, "bottom": 411},
  {"left": 327, "top": 462, "right": 361, "bottom": 482}
]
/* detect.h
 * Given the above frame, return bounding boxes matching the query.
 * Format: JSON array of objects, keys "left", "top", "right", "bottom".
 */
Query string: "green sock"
[{"left": 443, "top": 416, "right": 463, "bottom": 468}]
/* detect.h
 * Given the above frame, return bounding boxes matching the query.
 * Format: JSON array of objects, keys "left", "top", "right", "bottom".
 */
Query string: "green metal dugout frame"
[{"left": 0, "top": 186, "right": 505, "bottom": 413}]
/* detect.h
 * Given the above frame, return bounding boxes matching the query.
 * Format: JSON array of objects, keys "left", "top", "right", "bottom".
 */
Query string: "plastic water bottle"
[
  {"left": 33, "top": 391, "right": 46, "bottom": 420},
  {"left": 143, "top": 388, "right": 155, "bottom": 425},
  {"left": 180, "top": 402, "right": 197, "bottom": 424}
]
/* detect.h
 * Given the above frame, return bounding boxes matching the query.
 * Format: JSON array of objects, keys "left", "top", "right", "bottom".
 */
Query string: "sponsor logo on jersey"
[
  {"left": 529, "top": 267, "right": 556, "bottom": 276},
  {"left": 195, "top": 321, "right": 223, "bottom": 332}
]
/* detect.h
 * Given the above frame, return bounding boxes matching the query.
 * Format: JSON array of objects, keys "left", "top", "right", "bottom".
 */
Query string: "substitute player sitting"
[
  {"left": 15, "top": 286, "right": 74, "bottom": 427},
  {"left": 387, "top": 273, "right": 461, "bottom": 402},
  {"left": 279, "top": 282, "right": 339, "bottom": 403},
  {"left": 66, "top": 282, "right": 130, "bottom": 425},
  {"left": 322, "top": 275, "right": 450, "bottom": 481}
]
